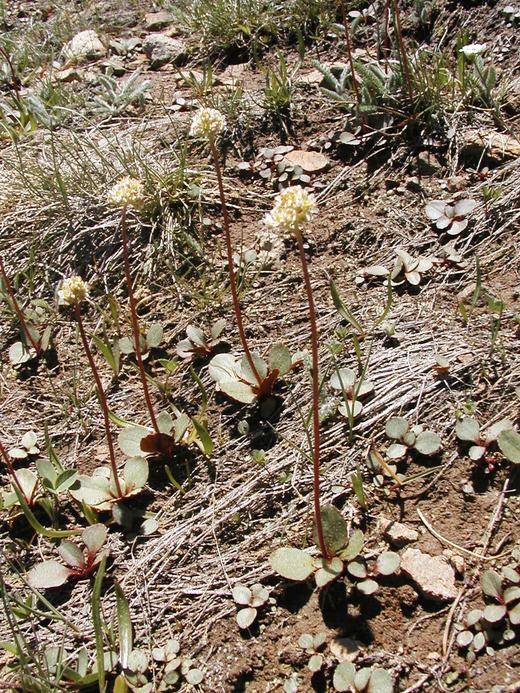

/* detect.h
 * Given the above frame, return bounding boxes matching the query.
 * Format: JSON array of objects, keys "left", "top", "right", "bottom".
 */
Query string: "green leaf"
[
  {"left": 497, "top": 428, "right": 520, "bottom": 464},
  {"left": 185, "top": 669, "right": 203, "bottom": 685},
  {"left": 115, "top": 582, "right": 133, "bottom": 669},
  {"left": 330, "top": 368, "right": 356, "bottom": 391},
  {"left": 27, "top": 560, "right": 72, "bottom": 589},
  {"left": 220, "top": 380, "right": 257, "bottom": 404},
  {"left": 232, "top": 584, "right": 252, "bottom": 606},
  {"left": 92, "top": 556, "right": 108, "bottom": 692},
  {"left": 9, "top": 341, "right": 32, "bottom": 365},
  {"left": 240, "top": 353, "right": 268, "bottom": 384},
  {"left": 156, "top": 411, "right": 174, "bottom": 435},
  {"left": 482, "top": 604, "right": 507, "bottom": 623},
  {"left": 186, "top": 325, "right": 205, "bottom": 346},
  {"left": 357, "top": 579, "right": 379, "bottom": 595},
  {"left": 269, "top": 547, "right": 314, "bottom": 581},
  {"left": 315, "top": 557, "right": 343, "bottom": 587},
  {"left": 385, "top": 417, "right": 409, "bottom": 440},
  {"left": 485, "top": 419, "right": 513, "bottom": 442},
  {"left": 456, "top": 416, "right": 481, "bottom": 443},
  {"left": 386, "top": 443, "right": 407, "bottom": 460},
  {"left": 340, "top": 529, "right": 364, "bottom": 561},
  {"left": 236, "top": 607, "right": 257, "bottom": 629},
  {"left": 58, "top": 541, "right": 85, "bottom": 569},
  {"left": 347, "top": 561, "right": 367, "bottom": 579},
  {"left": 191, "top": 418, "right": 214, "bottom": 456},
  {"left": 123, "top": 457, "right": 148, "bottom": 491},
  {"left": 313, "top": 504, "right": 348, "bottom": 555},
  {"left": 268, "top": 344, "right": 292, "bottom": 376},
  {"left": 208, "top": 353, "right": 238, "bottom": 383},
  {"left": 13, "top": 484, "right": 79, "bottom": 538},
  {"left": 414, "top": 431, "right": 442, "bottom": 456},
  {"left": 82, "top": 524, "right": 107, "bottom": 558},
  {"left": 376, "top": 551, "right": 400, "bottom": 576},
  {"left": 146, "top": 323, "right": 163, "bottom": 348},
  {"left": 118, "top": 336, "right": 135, "bottom": 354},
  {"left": 92, "top": 335, "right": 120, "bottom": 375},
  {"left": 481, "top": 569, "right": 502, "bottom": 599},
  {"left": 330, "top": 280, "right": 365, "bottom": 335},
  {"left": 333, "top": 662, "right": 356, "bottom": 692},
  {"left": 368, "top": 668, "right": 394, "bottom": 693},
  {"left": 118, "top": 426, "right": 150, "bottom": 457},
  {"left": 308, "top": 654, "right": 323, "bottom": 673}
]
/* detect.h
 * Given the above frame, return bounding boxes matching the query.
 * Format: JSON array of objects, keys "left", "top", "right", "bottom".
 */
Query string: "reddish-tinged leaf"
[{"left": 140, "top": 432, "right": 176, "bottom": 458}]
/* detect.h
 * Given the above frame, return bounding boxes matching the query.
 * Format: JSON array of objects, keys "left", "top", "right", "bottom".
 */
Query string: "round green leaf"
[
  {"left": 146, "top": 323, "right": 164, "bottom": 348},
  {"left": 298, "top": 634, "right": 314, "bottom": 650},
  {"left": 58, "top": 541, "right": 85, "bottom": 569},
  {"left": 208, "top": 353, "right": 239, "bottom": 383},
  {"left": 498, "top": 428, "right": 520, "bottom": 464},
  {"left": 385, "top": 417, "right": 409, "bottom": 440},
  {"left": 186, "top": 668, "right": 203, "bottom": 685},
  {"left": 387, "top": 443, "right": 407, "bottom": 460},
  {"left": 456, "top": 416, "right": 481, "bottom": 443},
  {"left": 269, "top": 548, "right": 314, "bottom": 581},
  {"left": 315, "top": 557, "right": 343, "bottom": 587},
  {"left": 330, "top": 368, "right": 356, "bottom": 391},
  {"left": 354, "top": 667, "right": 372, "bottom": 691},
  {"left": 123, "top": 457, "right": 149, "bottom": 492},
  {"left": 414, "top": 431, "right": 442, "bottom": 456},
  {"left": 250, "top": 584, "right": 269, "bottom": 607},
  {"left": 268, "top": 344, "right": 292, "bottom": 376},
  {"left": 368, "top": 668, "right": 394, "bottom": 693},
  {"left": 341, "top": 529, "right": 364, "bottom": 561},
  {"left": 333, "top": 662, "right": 356, "bottom": 692},
  {"left": 308, "top": 654, "right": 323, "bottom": 673},
  {"left": 469, "top": 445, "right": 486, "bottom": 461},
  {"left": 482, "top": 604, "right": 507, "bottom": 623},
  {"left": 481, "top": 569, "right": 502, "bottom": 599},
  {"left": 509, "top": 602, "right": 520, "bottom": 625},
  {"left": 347, "top": 561, "right": 367, "bottom": 579},
  {"left": 220, "top": 380, "right": 257, "bottom": 404},
  {"left": 232, "top": 584, "right": 252, "bottom": 606},
  {"left": 457, "top": 630, "right": 474, "bottom": 648},
  {"left": 118, "top": 426, "right": 150, "bottom": 457},
  {"left": 376, "top": 551, "right": 400, "bottom": 576},
  {"left": 357, "top": 579, "right": 379, "bottom": 595},
  {"left": 236, "top": 607, "right": 257, "bottom": 629},
  {"left": 82, "top": 524, "right": 108, "bottom": 557}
]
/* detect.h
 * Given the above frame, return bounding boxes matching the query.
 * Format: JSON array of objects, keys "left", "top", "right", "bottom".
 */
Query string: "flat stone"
[
  {"left": 329, "top": 637, "right": 361, "bottom": 662},
  {"left": 380, "top": 517, "right": 419, "bottom": 547},
  {"left": 401, "top": 548, "right": 457, "bottom": 602},
  {"left": 143, "top": 34, "right": 187, "bottom": 70},
  {"left": 284, "top": 149, "right": 329, "bottom": 173},
  {"left": 101, "top": 58, "right": 126, "bottom": 76},
  {"left": 144, "top": 11, "right": 174, "bottom": 31},
  {"left": 461, "top": 128, "right": 520, "bottom": 163},
  {"left": 109, "top": 37, "right": 141, "bottom": 56},
  {"left": 63, "top": 30, "right": 106, "bottom": 63}
]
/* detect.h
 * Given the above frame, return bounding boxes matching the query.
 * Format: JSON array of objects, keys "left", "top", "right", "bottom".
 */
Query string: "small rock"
[
  {"left": 55, "top": 67, "right": 83, "bottom": 83},
  {"left": 143, "top": 34, "right": 187, "bottom": 70},
  {"left": 144, "top": 11, "right": 175, "bottom": 31},
  {"left": 461, "top": 128, "right": 520, "bottom": 164},
  {"left": 284, "top": 150, "right": 329, "bottom": 173},
  {"left": 446, "top": 175, "right": 466, "bottom": 193},
  {"left": 443, "top": 549, "right": 465, "bottom": 576},
  {"left": 101, "top": 59, "right": 126, "bottom": 76},
  {"left": 329, "top": 637, "right": 361, "bottom": 663},
  {"left": 401, "top": 548, "right": 457, "bottom": 602},
  {"left": 109, "top": 37, "right": 141, "bottom": 56},
  {"left": 406, "top": 176, "right": 422, "bottom": 193},
  {"left": 297, "top": 68, "right": 324, "bottom": 85},
  {"left": 417, "top": 151, "right": 441, "bottom": 175},
  {"left": 380, "top": 517, "right": 419, "bottom": 547},
  {"left": 63, "top": 30, "right": 106, "bottom": 64}
]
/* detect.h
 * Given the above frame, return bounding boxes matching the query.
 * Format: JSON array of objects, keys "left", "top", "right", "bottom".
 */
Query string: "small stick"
[
  {"left": 119, "top": 208, "right": 160, "bottom": 434},
  {"left": 0, "top": 256, "right": 41, "bottom": 355},
  {"left": 74, "top": 301, "right": 123, "bottom": 498},
  {"left": 0, "top": 439, "right": 25, "bottom": 497}
]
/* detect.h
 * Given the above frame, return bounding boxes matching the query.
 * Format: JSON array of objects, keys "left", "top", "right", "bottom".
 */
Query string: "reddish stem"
[
  {"left": 74, "top": 301, "right": 124, "bottom": 498},
  {"left": 296, "top": 233, "right": 330, "bottom": 560},
  {"left": 119, "top": 208, "right": 160, "bottom": 433},
  {"left": 0, "top": 439, "right": 25, "bottom": 497},
  {"left": 391, "top": 0, "right": 414, "bottom": 103},
  {"left": 383, "top": 0, "right": 391, "bottom": 72},
  {"left": 0, "top": 256, "right": 41, "bottom": 354},
  {"left": 209, "top": 138, "right": 262, "bottom": 386}
]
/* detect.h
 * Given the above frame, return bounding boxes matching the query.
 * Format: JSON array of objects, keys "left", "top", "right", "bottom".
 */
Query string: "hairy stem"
[
  {"left": 0, "top": 256, "right": 41, "bottom": 354},
  {"left": 119, "top": 208, "right": 160, "bottom": 433},
  {"left": 0, "top": 439, "right": 25, "bottom": 497},
  {"left": 296, "top": 232, "right": 329, "bottom": 560},
  {"left": 74, "top": 302, "right": 123, "bottom": 499},
  {"left": 209, "top": 138, "right": 262, "bottom": 386}
]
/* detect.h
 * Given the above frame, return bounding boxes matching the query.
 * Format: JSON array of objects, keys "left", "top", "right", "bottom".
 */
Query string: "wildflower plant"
[
  {"left": 232, "top": 583, "right": 270, "bottom": 629},
  {"left": 190, "top": 107, "right": 266, "bottom": 392},
  {"left": 425, "top": 198, "right": 477, "bottom": 236},
  {"left": 456, "top": 416, "right": 519, "bottom": 469}
]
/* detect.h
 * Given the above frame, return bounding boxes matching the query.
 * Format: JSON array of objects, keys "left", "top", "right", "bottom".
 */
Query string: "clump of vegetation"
[
  {"left": 357, "top": 249, "right": 434, "bottom": 287},
  {"left": 333, "top": 662, "right": 394, "bottom": 693},
  {"left": 384, "top": 416, "right": 442, "bottom": 459},
  {"left": 176, "top": 319, "right": 226, "bottom": 361},
  {"left": 298, "top": 632, "right": 327, "bottom": 673},
  {"left": 456, "top": 416, "right": 519, "bottom": 469},
  {"left": 232, "top": 583, "right": 270, "bottom": 629},
  {"left": 425, "top": 198, "right": 477, "bottom": 236},
  {"left": 456, "top": 550, "right": 520, "bottom": 662}
]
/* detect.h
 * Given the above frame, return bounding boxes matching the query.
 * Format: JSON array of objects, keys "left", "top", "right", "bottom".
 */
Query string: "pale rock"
[
  {"left": 144, "top": 11, "right": 175, "bottom": 31},
  {"left": 380, "top": 517, "right": 419, "bottom": 547},
  {"left": 63, "top": 30, "right": 106, "bottom": 63},
  {"left": 461, "top": 128, "right": 520, "bottom": 163},
  {"left": 284, "top": 150, "right": 329, "bottom": 173},
  {"left": 329, "top": 637, "right": 361, "bottom": 663},
  {"left": 143, "top": 33, "right": 187, "bottom": 69},
  {"left": 401, "top": 548, "right": 457, "bottom": 602}
]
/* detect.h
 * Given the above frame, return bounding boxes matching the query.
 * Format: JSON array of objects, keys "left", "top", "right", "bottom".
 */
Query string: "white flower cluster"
[
  {"left": 189, "top": 108, "right": 226, "bottom": 139},
  {"left": 459, "top": 43, "right": 487, "bottom": 58},
  {"left": 107, "top": 176, "right": 145, "bottom": 209},
  {"left": 265, "top": 186, "right": 317, "bottom": 236},
  {"left": 255, "top": 227, "right": 285, "bottom": 268},
  {"left": 58, "top": 276, "right": 89, "bottom": 305}
]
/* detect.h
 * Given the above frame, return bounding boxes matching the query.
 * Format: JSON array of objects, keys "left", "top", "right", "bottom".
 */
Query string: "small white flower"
[
  {"left": 107, "top": 176, "right": 145, "bottom": 209},
  {"left": 189, "top": 107, "right": 226, "bottom": 139},
  {"left": 459, "top": 43, "right": 487, "bottom": 58},
  {"left": 265, "top": 186, "right": 317, "bottom": 236},
  {"left": 58, "top": 276, "right": 89, "bottom": 305}
]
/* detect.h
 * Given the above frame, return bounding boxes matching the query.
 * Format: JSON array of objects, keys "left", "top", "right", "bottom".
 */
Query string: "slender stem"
[
  {"left": 208, "top": 138, "right": 262, "bottom": 386},
  {"left": 74, "top": 302, "right": 124, "bottom": 498},
  {"left": 0, "top": 256, "right": 41, "bottom": 354},
  {"left": 383, "top": 0, "right": 391, "bottom": 72},
  {"left": 119, "top": 208, "right": 160, "bottom": 433},
  {"left": 391, "top": 0, "right": 414, "bottom": 103},
  {"left": 296, "top": 232, "right": 329, "bottom": 560},
  {"left": 340, "top": 0, "right": 364, "bottom": 129},
  {"left": 0, "top": 46, "right": 20, "bottom": 99},
  {"left": 0, "top": 439, "right": 24, "bottom": 497}
]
